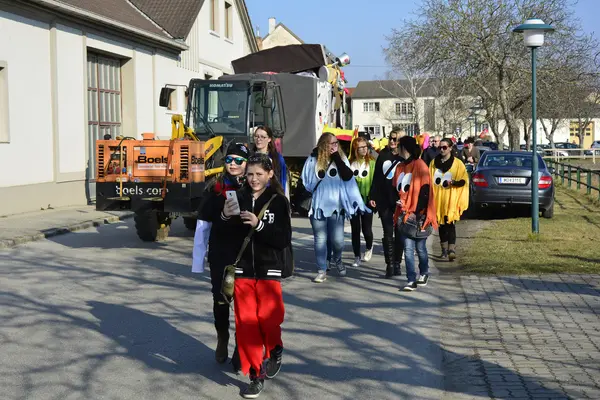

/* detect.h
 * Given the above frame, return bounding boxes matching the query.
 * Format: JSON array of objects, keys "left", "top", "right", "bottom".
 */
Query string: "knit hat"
[{"left": 225, "top": 142, "right": 249, "bottom": 159}]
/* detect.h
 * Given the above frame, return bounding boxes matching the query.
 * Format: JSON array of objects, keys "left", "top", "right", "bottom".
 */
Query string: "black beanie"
[{"left": 225, "top": 142, "right": 250, "bottom": 159}]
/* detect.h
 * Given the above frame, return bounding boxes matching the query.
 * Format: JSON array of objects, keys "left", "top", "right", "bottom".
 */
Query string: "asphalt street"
[{"left": 0, "top": 216, "right": 448, "bottom": 400}]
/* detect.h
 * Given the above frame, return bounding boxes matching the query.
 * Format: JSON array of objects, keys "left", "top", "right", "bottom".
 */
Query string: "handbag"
[
  {"left": 221, "top": 194, "right": 278, "bottom": 303},
  {"left": 397, "top": 212, "right": 433, "bottom": 240}
]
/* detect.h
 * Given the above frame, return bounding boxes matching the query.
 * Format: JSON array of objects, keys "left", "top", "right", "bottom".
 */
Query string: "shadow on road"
[{"left": 88, "top": 301, "right": 233, "bottom": 383}]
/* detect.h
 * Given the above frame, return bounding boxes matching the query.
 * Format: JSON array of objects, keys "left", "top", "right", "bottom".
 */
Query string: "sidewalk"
[{"left": 0, "top": 205, "right": 133, "bottom": 249}]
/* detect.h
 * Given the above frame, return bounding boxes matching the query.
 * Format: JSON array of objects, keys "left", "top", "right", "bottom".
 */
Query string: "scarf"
[{"left": 392, "top": 158, "right": 438, "bottom": 230}]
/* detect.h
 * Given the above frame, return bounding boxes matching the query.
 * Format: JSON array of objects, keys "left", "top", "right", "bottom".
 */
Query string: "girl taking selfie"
[{"left": 219, "top": 153, "right": 291, "bottom": 398}]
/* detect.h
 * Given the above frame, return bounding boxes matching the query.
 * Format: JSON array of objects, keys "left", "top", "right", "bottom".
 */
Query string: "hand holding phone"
[{"left": 225, "top": 190, "right": 241, "bottom": 216}]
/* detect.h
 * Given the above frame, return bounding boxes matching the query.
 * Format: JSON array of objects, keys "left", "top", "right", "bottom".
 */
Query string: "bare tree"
[{"left": 387, "top": 0, "right": 597, "bottom": 150}]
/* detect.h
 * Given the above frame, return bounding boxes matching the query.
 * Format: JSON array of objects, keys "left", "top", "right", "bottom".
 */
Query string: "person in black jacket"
[
  {"left": 218, "top": 153, "right": 291, "bottom": 399},
  {"left": 192, "top": 142, "right": 249, "bottom": 369},
  {"left": 368, "top": 129, "right": 405, "bottom": 278},
  {"left": 422, "top": 135, "right": 441, "bottom": 167}
]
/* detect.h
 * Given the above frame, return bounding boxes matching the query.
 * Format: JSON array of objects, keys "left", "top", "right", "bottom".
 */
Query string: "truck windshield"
[{"left": 188, "top": 81, "right": 249, "bottom": 136}]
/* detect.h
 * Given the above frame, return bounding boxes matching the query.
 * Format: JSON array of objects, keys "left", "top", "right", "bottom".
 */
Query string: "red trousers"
[{"left": 234, "top": 278, "right": 285, "bottom": 376}]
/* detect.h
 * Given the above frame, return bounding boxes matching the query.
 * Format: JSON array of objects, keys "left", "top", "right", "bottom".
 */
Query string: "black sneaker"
[
  {"left": 441, "top": 250, "right": 448, "bottom": 258},
  {"left": 385, "top": 264, "right": 394, "bottom": 278},
  {"left": 393, "top": 262, "right": 402, "bottom": 276},
  {"left": 242, "top": 378, "right": 264, "bottom": 399},
  {"left": 266, "top": 345, "right": 283, "bottom": 379},
  {"left": 402, "top": 281, "right": 418, "bottom": 291},
  {"left": 417, "top": 274, "right": 429, "bottom": 286}
]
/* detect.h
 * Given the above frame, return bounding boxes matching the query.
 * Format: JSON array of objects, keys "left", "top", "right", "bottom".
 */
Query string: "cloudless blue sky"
[{"left": 245, "top": 0, "right": 599, "bottom": 87}]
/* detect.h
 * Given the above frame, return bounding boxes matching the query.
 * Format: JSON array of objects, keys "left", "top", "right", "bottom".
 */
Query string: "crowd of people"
[{"left": 191, "top": 126, "right": 473, "bottom": 398}]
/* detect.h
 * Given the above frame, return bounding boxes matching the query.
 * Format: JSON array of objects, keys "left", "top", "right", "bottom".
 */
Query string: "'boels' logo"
[{"left": 137, "top": 156, "right": 168, "bottom": 163}]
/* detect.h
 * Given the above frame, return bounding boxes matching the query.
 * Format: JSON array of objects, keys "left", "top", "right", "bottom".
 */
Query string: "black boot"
[
  {"left": 213, "top": 301, "right": 230, "bottom": 364},
  {"left": 231, "top": 335, "right": 241, "bottom": 373},
  {"left": 383, "top": 236, "right": 394, "bottom": 278},
  {"left": 215, "top": 330, "right": 229, "bottom": 364},
  {"left": 393, "top": 262, "right": 402, "bottom": 276}
]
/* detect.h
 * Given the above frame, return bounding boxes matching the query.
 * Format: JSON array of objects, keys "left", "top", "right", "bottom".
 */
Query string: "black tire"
[
  {"left": 134, "top": 210, "right": 171, "bottom": 242},
  {"left": 183, "top": 217, "right": 197, "bottom": 231},
  {"left": 542, "top": 203, "right": 554, "bottom": 219}
]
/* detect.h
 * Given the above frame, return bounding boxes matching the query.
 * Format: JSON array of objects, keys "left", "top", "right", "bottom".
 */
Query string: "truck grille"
[
  {"left": 97, "top": 145, "right": 105, "bottom": 179},
  {"left": 180, "top": 145, "right": 189, "bottom": 180}
]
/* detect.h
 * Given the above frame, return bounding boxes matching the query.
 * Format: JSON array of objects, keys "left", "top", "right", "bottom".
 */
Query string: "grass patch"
[{"left": 460, "top": 186, "right": 600, "bottom": 274}]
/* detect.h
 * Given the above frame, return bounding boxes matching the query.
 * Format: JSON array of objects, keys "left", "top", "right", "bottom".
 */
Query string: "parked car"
[
  {"left": 482, "top": 141, "right": 499, "bottom": 150},
  {"left": 584, "top": 140, "right": 600, "bottom": 156},
  {"left": 470, "top": 151, "right": 555, "bottom": 218}
]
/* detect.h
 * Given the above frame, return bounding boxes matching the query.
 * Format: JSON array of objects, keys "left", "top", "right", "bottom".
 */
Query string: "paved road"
[
  {"left": 0, "top": 217, "right": 446, "bottom": 400},
  {"left": 1, "top": 217, "right": 599, "bottom": 400}
]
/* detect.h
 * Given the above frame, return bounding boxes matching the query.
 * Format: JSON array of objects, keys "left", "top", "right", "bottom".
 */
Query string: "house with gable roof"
[{"left": 0, "top": 0, "right": 258, "bottom": 215}]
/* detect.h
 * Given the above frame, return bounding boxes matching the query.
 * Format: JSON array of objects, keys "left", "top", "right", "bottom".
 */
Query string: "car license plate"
[{"left": 499, "top": 177, "right": 526, "bottom": 184}]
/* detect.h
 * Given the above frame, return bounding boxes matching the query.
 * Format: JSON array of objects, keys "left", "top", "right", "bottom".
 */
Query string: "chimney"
[{"left": 268, "top": 17, "right": 276, "bottom": 34}]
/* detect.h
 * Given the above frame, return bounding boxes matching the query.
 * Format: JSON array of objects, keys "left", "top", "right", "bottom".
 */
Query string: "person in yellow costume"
[{"left": 429, "top": 138, "right": 469, "bottom": 261}]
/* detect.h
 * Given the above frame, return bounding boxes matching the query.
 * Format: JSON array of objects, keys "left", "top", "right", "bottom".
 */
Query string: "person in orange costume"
[{"left": 392, "top": 136, "right": 438, "bottom": 292}]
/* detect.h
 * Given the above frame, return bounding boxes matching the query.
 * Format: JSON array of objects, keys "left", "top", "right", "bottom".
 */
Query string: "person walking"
[
  {"left": 349, "top": 136, "right": 376, "bottom": 267},
  {"left": 422, "top": 135, "right": 441, "bottom": 166},
  {"left": 301, "top": 132, "right": 369, "bottom": 283},
  {"left": 191, "top": 142, "right": 249, "bottom": 369},
  {"left": 392, "top": 136, "right": 438, "bottom": 291},
  {"left": 218, "top": 153, "right": 291, "bottom": 398},
  {"left": 368, "top": 129, "right": 405, "bottom": 278},
  {"left": 251, "top": 126, "right": 289, "bottom": 198},
  {"left": 430, "top": 138, "right": 470, "bottom": 261},
  {"left": 460, "top": 137, "right": 481, "bottom": 165}
]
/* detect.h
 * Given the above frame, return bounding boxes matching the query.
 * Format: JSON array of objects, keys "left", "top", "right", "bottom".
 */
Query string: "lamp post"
[{"left": 513, "top": 18, "right": 554, "bottom": 235}]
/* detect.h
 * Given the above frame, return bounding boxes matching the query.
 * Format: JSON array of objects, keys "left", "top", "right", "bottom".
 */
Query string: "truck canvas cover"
[
  {"left": 224, "top": 72, "right": 319, "bottom": 157},
  {"left": 231, "top": 44, "right": 329, "bottom": 74}
]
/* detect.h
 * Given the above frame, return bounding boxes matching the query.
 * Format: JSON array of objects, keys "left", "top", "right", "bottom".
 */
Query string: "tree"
[{"left": 387, "top": 0, "right": 597, "bottom": 150}]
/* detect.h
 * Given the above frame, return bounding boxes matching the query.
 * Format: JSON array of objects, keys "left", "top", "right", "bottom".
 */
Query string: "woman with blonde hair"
[
  {"left": 349, "top": 136, "right": 376, "bottom": 267},
  {"left": 301, "top": 132, "right": 369, "bottom": 283}
]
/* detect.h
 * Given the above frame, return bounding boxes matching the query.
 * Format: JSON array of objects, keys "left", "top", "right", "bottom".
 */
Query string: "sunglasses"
[
  {"left": 225, "top": 156, "right": 247, "bottom": 165},
  {"left": 389, "top": 137, "right": 398, "bottom": 142},
  {"left": 440, "top": 145, "right": 450, "bottom": 151}
]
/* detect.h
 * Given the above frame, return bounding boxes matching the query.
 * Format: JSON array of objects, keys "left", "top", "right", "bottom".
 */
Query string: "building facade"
[
  {"left": 0, "top": 0, "right": 257, "bottom": 216},
  {"left": 352, "top": 79, "right": 600, "bottom": 147},
  {"left": 257, "top": 17, "right": 303, "bottom": 50}
]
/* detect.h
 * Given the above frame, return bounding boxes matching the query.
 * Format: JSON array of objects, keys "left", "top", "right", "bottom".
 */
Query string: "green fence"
[{"left": 545, "top": 159, "right": 600, "bottom": 201}]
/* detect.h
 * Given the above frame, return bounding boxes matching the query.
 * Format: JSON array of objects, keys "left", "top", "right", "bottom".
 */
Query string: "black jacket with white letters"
[{"left": 215, "top": 186, "right": 291, "bottom": 280}]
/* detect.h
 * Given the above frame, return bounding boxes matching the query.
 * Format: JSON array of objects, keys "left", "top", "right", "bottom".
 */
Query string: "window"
[
  {"left": 570, "top": 121, "right": 593, "bottom": 136},
  {"left": 395, "top": 102, "right": 414, "bottom": 117},
  {"left": 87, "top": 54, "right": 122, "bottom": 140},
  {"left": 210, "top": 0, "right": 219, "bottom": 32},
  {"left": 224, "top": 2, "right": 233, "bottom": 40},
  {"left": 364, "top": 125, "right": 381, "bottom": 137},
  {"left": 0, "top": 62, "right": 8, "bottom": 143},
  {"left": 363, "top": 102, "right": 380, "bottom": 112}
]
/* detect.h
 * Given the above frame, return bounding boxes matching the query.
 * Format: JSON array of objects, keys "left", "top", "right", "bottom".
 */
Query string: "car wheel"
[{"left": 542, "top": 203, "right": 554, "bottom": 219}]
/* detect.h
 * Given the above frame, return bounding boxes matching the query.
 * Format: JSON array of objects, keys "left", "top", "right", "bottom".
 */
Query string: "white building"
[
  {"left": 352, "top": 80, "right": 600, "bottom": 147},
  {"left": 257, "top": 17, "right": 303, "bottom": 50},
  {"left": 351, "top": 80, "right": 438, "bottom": 139},
  {"left": 0, "top": 0, "right": 258, "bottom": 216}
]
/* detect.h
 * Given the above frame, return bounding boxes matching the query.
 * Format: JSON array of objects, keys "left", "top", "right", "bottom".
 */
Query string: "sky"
[{"left": 245, "top": 0, "right": 599, "bottom": 87}]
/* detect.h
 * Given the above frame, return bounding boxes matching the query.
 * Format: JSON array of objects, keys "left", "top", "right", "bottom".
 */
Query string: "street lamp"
[{"left": 513, "top": 18, "right": 554, "bottom": 235}]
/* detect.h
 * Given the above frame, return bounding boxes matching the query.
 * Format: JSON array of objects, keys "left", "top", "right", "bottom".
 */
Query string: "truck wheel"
[
  {"left": 135, "top": 210, "right": 171, "bottom": 242},
  {"left": 542, "top": 203, "right": 554, "bottom": 219},
  {"left": 183, "top": 217, "right": 197, "bottom": 231}
]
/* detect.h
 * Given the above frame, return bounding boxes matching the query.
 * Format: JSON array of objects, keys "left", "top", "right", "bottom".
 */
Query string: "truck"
[{"left": 94, "top": 44, "right": 350, "bottom": 241}]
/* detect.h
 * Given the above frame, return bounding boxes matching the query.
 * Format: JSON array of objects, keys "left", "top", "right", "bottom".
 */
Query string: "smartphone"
[{"left": 225, "top": 190, "right": 241, "bottom": 215}]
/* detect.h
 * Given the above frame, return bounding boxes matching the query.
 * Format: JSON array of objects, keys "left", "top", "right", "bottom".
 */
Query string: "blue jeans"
[
  {"left": 403, "top": 236, "right": 429, "bottom": 282},
  {"left": 310, "top": 213, "right": 345, "bottom": 273}
]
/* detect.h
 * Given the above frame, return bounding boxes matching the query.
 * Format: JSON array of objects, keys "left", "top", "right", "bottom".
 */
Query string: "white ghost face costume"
[{"left": 301, "top": 154, "right": 370, "bottom": 219}]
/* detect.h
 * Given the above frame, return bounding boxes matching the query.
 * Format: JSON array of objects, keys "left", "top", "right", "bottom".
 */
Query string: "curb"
[{"left": 0, "top": 212, "right": 134, "bottom": 249}]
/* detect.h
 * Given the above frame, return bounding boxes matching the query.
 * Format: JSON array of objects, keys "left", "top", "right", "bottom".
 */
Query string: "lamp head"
[{"left": 513, "top": 18, "right": 555, "bottom": 48}]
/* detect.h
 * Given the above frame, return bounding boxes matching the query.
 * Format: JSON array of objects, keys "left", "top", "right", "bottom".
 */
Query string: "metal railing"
[
  {"left": 542, "top": 148, "right": 598, "bottom": 164},
  {"left": 545, "top": 159, "right": 600, "bottom": 201}
]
